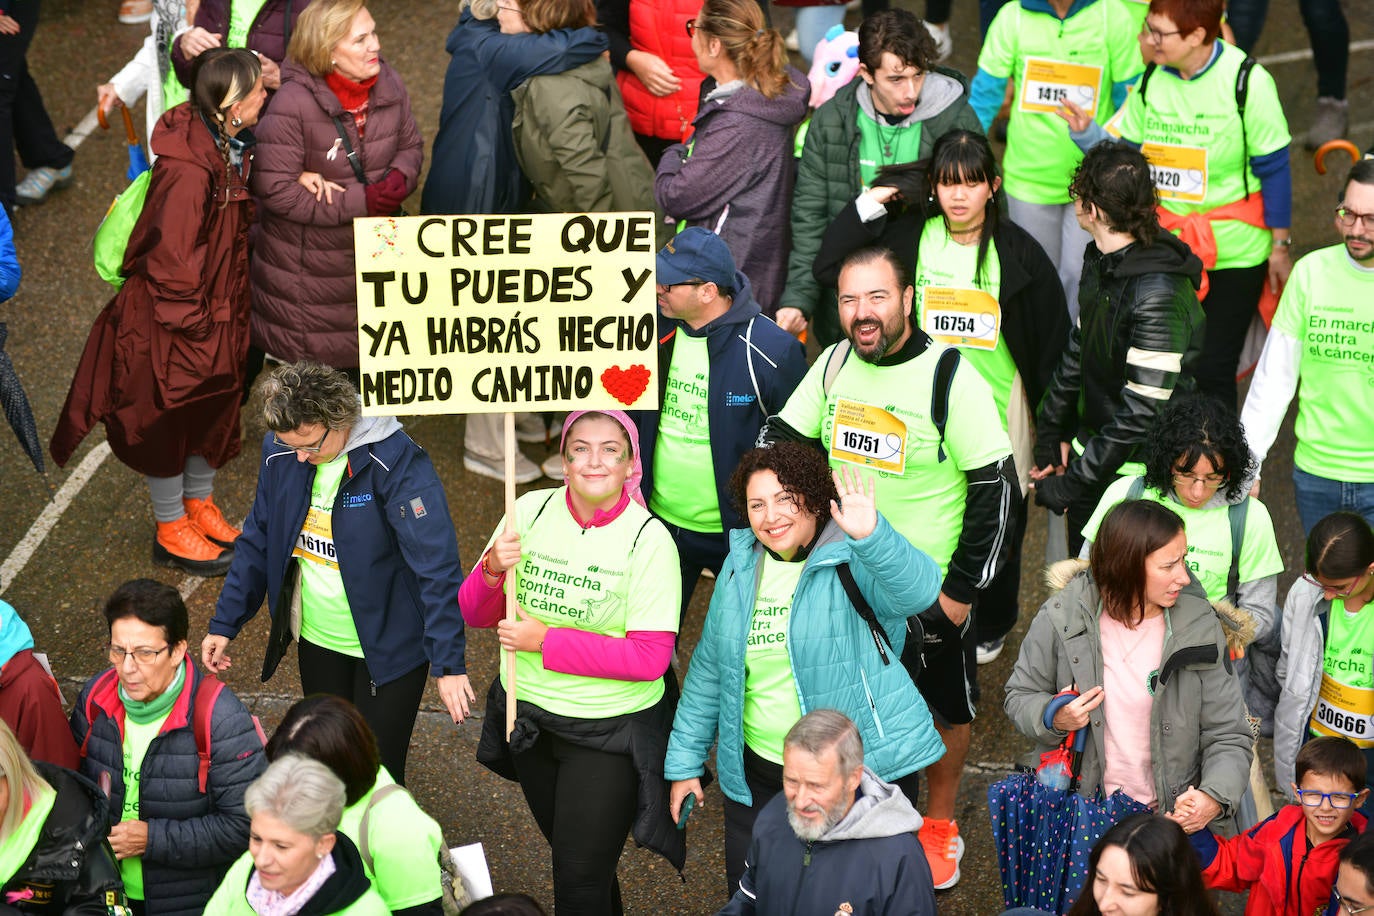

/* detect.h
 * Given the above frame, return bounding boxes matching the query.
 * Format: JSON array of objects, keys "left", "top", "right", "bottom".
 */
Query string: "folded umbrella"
[
  {"left": 0, "top": 322, "right": 44, "bottom": 474},
  {"left": 99, "top": 105, "right": 150, "bottom": 181}
]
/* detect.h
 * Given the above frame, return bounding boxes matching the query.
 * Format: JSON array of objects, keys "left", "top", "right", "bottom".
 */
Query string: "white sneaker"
[
  {"left": 976, "top": 635, "right": 1006, "bottom": 665},
  {"left": 784, "top": 28, "right": 800, "bottom": 52},
  {"left": 464, "top": 450, "right": 543, "bottom": 484},
  {"left": 541, "top": 453, "right": 565, "bottom": 480},
  {"left": 924, "top": 21, "right": 952, "bottom": 64},
  {"left": 515, "top": 413, "right": 562, "bottom": 444}
]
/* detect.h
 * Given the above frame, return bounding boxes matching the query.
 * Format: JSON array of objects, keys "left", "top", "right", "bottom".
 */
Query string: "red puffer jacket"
[
  {"left": 616, "top": 0, "right": 702, "bottom": 142},
  {"left": 248, "top": 59, "right": 422, "bottom": 369}
]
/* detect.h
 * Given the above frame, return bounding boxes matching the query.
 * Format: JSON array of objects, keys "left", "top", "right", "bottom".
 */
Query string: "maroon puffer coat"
[
  {"left": 248, "top": 59, "right": 422, "bottom": 369},
  {"left": 51, "top": 105, "right": 254, "bottom": 477}
]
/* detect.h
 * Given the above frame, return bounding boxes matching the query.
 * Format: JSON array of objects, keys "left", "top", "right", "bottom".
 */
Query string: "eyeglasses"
[
  {"left": 1172, "top": 471, "right": 1226, "bottom": 489},
  {"left": 1334, "top": 887, "right": 1374, "bottom": 916},
  {"left": 1140, "top": 23, "right": 1183, "bottom": 43},
  {"left": 1301, "top": 569, "right": 1371, "bottom": 598},
  {"left": 108, "top": 644, "right": 172, "bottom": 666},
  {"left": 685, "top": 18, "right": 697, "bottom": 37},
  {"left": 497, "top": 4, "right": 522, "bottom": 13},
  {"left": 273, "top": 428, "right": 330, "bottom": 454},
  {"left": 1296, "top": 788, "right": 1361, "bottom": 809},
  {"left": 1335, "top": 206, "right": 1374, "bottom": 230}
]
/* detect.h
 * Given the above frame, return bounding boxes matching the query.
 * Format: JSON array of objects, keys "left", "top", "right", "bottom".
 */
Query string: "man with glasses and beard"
[
  {"left": 761, "top": 246, "right": 1016, "bottom": 889},
  {"left": 719, "top": 711, "right": 936, "bottom": 916},
  {"left": 1241, "top": 158, "right": 1374, "bottom": 532}
]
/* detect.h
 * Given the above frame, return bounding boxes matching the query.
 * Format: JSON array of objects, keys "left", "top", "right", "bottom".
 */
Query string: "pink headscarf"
[{"left": 559, "top": 409, "right": 646, "bottom": 508}]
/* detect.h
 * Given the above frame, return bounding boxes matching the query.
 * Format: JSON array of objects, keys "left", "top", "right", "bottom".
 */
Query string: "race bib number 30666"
[{"left": 829, "top": 399, "right": 907, "bottom": 475}]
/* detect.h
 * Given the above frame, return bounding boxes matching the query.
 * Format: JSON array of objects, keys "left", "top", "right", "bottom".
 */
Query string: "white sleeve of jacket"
[{"left": 1239, "top": 328, "right": 1299, "bottom": 475}]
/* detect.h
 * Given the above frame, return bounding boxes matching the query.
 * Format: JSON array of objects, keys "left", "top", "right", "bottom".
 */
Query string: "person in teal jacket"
[{"left": 665, "top": 443, "right": 946, "bottom": 899}]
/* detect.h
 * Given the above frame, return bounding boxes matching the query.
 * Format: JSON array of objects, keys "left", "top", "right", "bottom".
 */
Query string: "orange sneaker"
[
  {"left": 918, "top": 817, "right": 964, "bottom": 890},
  {"left": 153, "top": 517, "right": 233, "bottom": 577},
  {"left": 184, "top": 496, "right": 241, "bottom": 548}
]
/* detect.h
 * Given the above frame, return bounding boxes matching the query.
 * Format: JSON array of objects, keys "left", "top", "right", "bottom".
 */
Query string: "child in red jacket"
[{"left": 1190, "top": 737, "right": 1368, "bottom": 916}]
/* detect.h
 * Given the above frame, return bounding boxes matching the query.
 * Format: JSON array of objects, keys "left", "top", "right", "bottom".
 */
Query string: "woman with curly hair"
[
  {"left": 664, "top": 443, "right": 946, "bottom": 898},
  {"left": 1079, "top": 393, "right": 1283, "bottom": 644}
]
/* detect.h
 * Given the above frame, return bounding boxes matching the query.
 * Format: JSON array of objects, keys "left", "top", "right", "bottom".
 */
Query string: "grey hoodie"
[{"left": 820, "top": 767, "right": 924, "bottom": 842}]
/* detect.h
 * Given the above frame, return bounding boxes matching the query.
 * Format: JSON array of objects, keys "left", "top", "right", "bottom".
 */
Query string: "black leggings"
[
  {"left": 511, "top": 729, "right": 639, "bottom": 916},
  {"left": 721, "top": 746, "right": 921, "bottom": 899},
  {"left": 297, "top": 639, "right": 429, "bottom": 785},
  {"left": 1192, "top": 262, "right": 1268, "bottom": 411}
]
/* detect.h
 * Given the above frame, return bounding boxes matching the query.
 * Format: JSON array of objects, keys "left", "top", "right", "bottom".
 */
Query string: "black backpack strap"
[
  {"left": 1136, "top": 62, "right": 1157, "bottom": 109},
  {"left": 331, "top": 116, "right": 367, "bottom": 185},
  {"left": 1235, "top": 56, "right": 1256, "bottom": 197},
  {"left": 837, "top": 563, "right": 892, "bottom": 665},
  {"left": 931, "top": 348, "right": 961, "bottom": 463},
  {"left": 1226, "top": 497, "right": 1249, "bottom": 601}
]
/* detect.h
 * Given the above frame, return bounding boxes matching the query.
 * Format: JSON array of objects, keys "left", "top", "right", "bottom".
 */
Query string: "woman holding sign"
[
  {"left": 459, "top": 410, "right": 681, "bottom": 915},
  {"left": 815, "top": 129, "right": 1071, "bottom": 661},
  {"left": 1059, "top": 0, "right": 1292, "bottom": 410},
  {"left": 664, "top": 443, "right": 946, "bottom": 897}
]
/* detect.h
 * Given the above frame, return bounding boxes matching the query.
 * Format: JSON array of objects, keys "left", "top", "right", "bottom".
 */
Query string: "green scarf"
[{"left": 120, "top": 662, "right": 186, "bottom": 725}]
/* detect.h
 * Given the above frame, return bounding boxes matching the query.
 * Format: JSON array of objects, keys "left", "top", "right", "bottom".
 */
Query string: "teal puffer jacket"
[{"left": 665, "top": 514, "right": 946, "bottom": 804}]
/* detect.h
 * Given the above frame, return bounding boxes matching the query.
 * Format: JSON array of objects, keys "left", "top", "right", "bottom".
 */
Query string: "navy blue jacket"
[
  {"left": 633, "top": 273, "right": 807, "bottom": 534},
  {"left": 420, "top": 11, "right": 606, "bottom": 216},
  {"left": 210, "top": 425, "right": 466, "bottom": 686}
]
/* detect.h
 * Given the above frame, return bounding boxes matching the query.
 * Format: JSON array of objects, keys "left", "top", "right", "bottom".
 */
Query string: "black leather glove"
[{"left": 1035, "top": 473, "right": 1075, "bottom": 514}]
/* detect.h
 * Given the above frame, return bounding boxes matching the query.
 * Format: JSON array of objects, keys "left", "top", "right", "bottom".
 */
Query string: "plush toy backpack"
[{"left": 806, "top": 25, "right": 859, "bottom": 110}]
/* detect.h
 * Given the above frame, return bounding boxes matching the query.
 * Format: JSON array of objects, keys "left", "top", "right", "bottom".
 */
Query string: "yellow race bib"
[
  {"left": 829, "top": 399, "right": 907, "bottom": 475},
  {"left": 1141, "top": 141, "right": 1208, "bottom": 203},
  {"left": 921, "top": 287, "right": 1001, "bottom": 351},
  {"left": 1019, "top": 58, "right": 1102, "bottom": 117},
  {"left": 1309, "top": 674, "right": 1374, "bottom": 747},
  {"left": 292, "top": 507, "right": 339, "bottom": 570}
]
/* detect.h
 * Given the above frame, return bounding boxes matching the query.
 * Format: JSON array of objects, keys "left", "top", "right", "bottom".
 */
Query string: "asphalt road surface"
[{"left": 1, "top": 0, "right": 1370, "bottom": 912}]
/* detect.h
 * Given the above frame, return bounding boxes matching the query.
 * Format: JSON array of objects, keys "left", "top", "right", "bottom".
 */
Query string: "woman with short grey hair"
[
  {"left": 204, "top": 362, "right": 474, "bottom": 787},
  {"left": 205, "top": 755, "right": 388, "bottom": 915}
]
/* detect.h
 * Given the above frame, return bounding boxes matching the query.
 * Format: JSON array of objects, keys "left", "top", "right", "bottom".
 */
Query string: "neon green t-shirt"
[
  {"left": 1081, "top": 477, "right": 1284, "bottom": 603},
  {"left": 226, "top": 0, "right": 270, "bottom": 50},
  {"left": 1308, "top": 600, "right": 1374, "bottom": 746},
  {"left": 650, "top": 332, "right": 721, "bottom": 533},
  {"left": 857, "top": 112, "right": 923, "bottom": 189},
  {"left": 915, "top": 217, "right": 1016, "bottom": 425},
  {"left": 120, "top": 713, "right": 170, "bottom": 899},
  {"left": 1117, "top": 0, "right": 1149, "bottom": 30},
  {"left": 978, "top": 0, "right": 1144, "bottom": 204},
  {"left": 297, "top": 454, "right": 363, "bottom": 658},
  {"left": 0, "top": 782, "right": 55, "bottom": 884},
  {"left": 1271, "top": 245, "right": 1374, "bottom": 483},
  {"left": 742, "top": 557, "right": 805, "bottom": 764},
  {"left": 777, "top": 342, "right": 1011, "bottom": 575},
  {"left": 491, "top": 488, "right": 681, "bottom": 718},
  {"left": 1115, "top": 41, "right": 1290, "bottom": 270},
  {"left": 338, "top": 767, "right": 445, "bottom": 910}
]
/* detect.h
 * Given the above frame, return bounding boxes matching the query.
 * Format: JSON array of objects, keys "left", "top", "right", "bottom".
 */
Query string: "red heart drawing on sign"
[{"left": 601, "top": 364, "right": 651, "bottom": 406}]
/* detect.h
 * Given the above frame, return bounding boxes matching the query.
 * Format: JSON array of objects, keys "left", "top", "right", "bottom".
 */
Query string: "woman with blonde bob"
[
  {"left": 0, "top": 720, "right": 125, "bottom": 913},
  {"left": 653, "top": 0, "right": 809, "bottom": 316},
  {"left": 497, "top": 0, "right": 657, "bottom": 216},
  {"left": 204, "top": 754, "right": 388, "bottom": 916},
  {"left": 249, "top": 0, "right": 424, "bottom": 372}
]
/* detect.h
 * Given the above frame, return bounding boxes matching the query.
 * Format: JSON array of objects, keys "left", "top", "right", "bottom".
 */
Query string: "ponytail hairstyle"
[
  {"left": 189, "top": 47, "right": 262, "bottom": 207},
  {"left": 928, "top": 129, "right": 1001, "bottom": 290},
  {"left": 696, "top": 0, "right": 791, "bottom": 99}
]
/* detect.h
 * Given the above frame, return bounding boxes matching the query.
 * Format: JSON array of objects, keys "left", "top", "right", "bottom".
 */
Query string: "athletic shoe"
[
  {"left": 515, "top": 413, "right": 562, "bottom": 444},
  {"left": 464, "top": 450, "right": 543, "bottom": 484},
  {"left": 15, "top": 165, "right": 73, "bottom": 206},
  {"left": 153, "top": 517, "right": 233, "bottom": 577},
  {"left": 183, "top": 495, "right": 241, "bottom": 548},
  {"left": 118, "top": 0, "right": 153, "bottom": 24},
  {"left": 541, "top": 452, "right": 564, "bottom": 480},
  {"left": 976, "top": 635, "right": 1006, "bottom": 665},
  {"left": 918, "top": 817, "right": 964, "bottom": 890},
  {"left": 1305, "top": 97, "right": 1349, "bottom": 150},
  {"left": 784, "top": 28, "right": 800, "bottom": 52},
  {"left": 924, "top": 21, "right": 952, "bottom": 64}
]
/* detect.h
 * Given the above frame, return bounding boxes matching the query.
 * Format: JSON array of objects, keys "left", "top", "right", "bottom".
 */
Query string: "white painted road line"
[
  {"left": 1259, "top": 38, "right": 1374, "bottom": 68},
  {"left": 1, "top": 442, "right": 112, "bottom": 595}
]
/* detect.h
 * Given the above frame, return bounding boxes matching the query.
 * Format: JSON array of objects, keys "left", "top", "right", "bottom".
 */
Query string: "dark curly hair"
[
  {"left": 1142, "top": 394, "right": 1255, "bottom": 502},
  {"left": 1069, "top": 141, "right": 1160, "bottom": 245},
  {"left": 729, "top": 443, "right": 838, "bottom": 523}
]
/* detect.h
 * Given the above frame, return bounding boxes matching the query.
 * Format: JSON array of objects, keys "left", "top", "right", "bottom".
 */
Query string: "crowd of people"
[{"left": 0, "top": 0, "right": 1370, "bottom": 911}]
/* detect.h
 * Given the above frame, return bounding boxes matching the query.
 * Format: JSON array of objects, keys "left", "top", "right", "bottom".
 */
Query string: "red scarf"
[{"left": 325, "top": 71, "right": 378, "bottom": 137}]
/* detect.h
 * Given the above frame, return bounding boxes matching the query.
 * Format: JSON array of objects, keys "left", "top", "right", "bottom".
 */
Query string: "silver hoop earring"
[{"left": 231, "top": 116, "right": 243, "bottom": 127}]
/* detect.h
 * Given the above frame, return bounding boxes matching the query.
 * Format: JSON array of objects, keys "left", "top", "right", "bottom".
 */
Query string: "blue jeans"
[
  {"left": 1292, "top": 466, "right": 1374, "bottom": 535},
  {"left": 1225, "top": 0, "right": 1348, "bottom": 99},
  {"left": 794, "top": 4, "right": 847, "bottom": 65}
]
